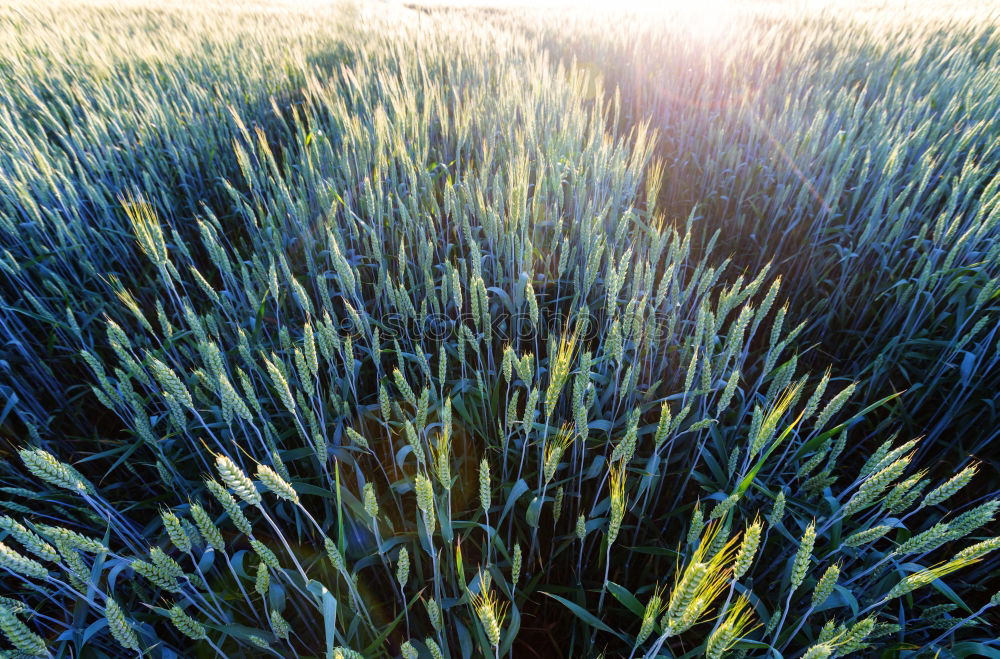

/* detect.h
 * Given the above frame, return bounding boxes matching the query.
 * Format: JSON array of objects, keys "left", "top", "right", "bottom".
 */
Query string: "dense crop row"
[
  {"left": 0, "top": 2, "right": 996, "bottom": 657},
  {"left": 523, "top": 5, "right": 1000, "bottom": 461}
]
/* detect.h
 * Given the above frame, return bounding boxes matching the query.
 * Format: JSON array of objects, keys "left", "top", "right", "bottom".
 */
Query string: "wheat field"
[{"left": 0, "top": 0, "right": 997, "bottom": 657}]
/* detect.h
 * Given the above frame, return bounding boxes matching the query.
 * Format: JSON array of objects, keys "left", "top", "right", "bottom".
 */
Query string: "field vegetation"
[{"left": 0, "top": 1, "right": 997, "bottom": 657}]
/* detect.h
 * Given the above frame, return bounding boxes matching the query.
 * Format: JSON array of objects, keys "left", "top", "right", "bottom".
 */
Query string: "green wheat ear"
[
  {"left": 161, "top": 510, "right": 191, "bottom": 554},
  {"left": 662, "top": 522, "right": 737, "bottom": 637},
  {"left": 886, "top": 557, "right": 980, "bottom": 601},
  {"left": 216, "top": 455, "right": 260, "bottom": 505},
  {"left": 0, "top": 603, "right": 47, "bottom": 657},
  {"left": 843, "top": 525, "right": 892, "bottom": 547},
  {"left": 800, "top": 643, "right": 836, "bottom": 659},
  {"left": 363, "top": 482, "right": 379, "bottom": 520},
  {"left": 921, "top": 463, "right": 978, "bottom": 509},
  {"left": 811, "top": 563, "right": 841, "bottom": 608},
  {"left": 479, "top": 457, "right": 492, "bottom": 513},
  {"left": 346, "top": 427, "right": 370, "bottom": 451},
  {"left": 169, "top": 605, "right": 207, "bottom": 640},
  {"left": 734, "top": 516, "right": 763, "bottom": 579},
  {"left": 769, "top": 490, "right": 786, "bottom": 527},
  {"left": 270, "top": 609, "right": 291, "bottom": 640},
  {"left": 636, "top": 584, "right": 665, "bottom": 645},
  {"left": 472, "top": 587, "right": 508, "bottom": 648},
  {"left": 0, "top": 517, "right": 58, "bottom": 562},
  {"left": 425, "top": 597, "right": 442, "bottom": 631},
  {"left": 396, "top": 547, "right": 410, "bottom": 587},
  {"left": 511, "top": 543, "right": 523, "bottom": 586},
  {"left": 205, "top": 478, "right": 253, "bottom": 535},
  {"left": 426, "top": 637, "right": 445, "bottom": 659},
  {"left": 36, "top": 525, "right": 107, "bottom": 554},
  {"left": 19, "top": 449, "right": 92, "bottom": 494},
  {"left": 257, "top": 464, "right": 298, "bottom": 503},
  {"left": 955, "top": 537, "right": 1000, "bottom": 561},
  {"left": 255, "top": 560, "right": 271, "bottom": 596},
  {"left": 706, "top": 596, "right": 758, "bottom": 659},
  {"left": 789, "top": 521, "right": 816, "bottom": 593},
  {"left": 105, "top": 598, "right": 140, "bottom": 651},
  {"left": 607, "top": 464, "right": 627, "bottom": 546},
  {"left": 0, "top": 542, "right": 47, "bottom": 579},
  {"left": 131, "top": 558, "right": 180, "bottom": 593}
]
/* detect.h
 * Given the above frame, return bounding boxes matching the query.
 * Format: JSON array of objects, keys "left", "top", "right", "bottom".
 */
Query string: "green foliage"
[{"left": 0, "top": 1, "right": 997, "bottom": 657}]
